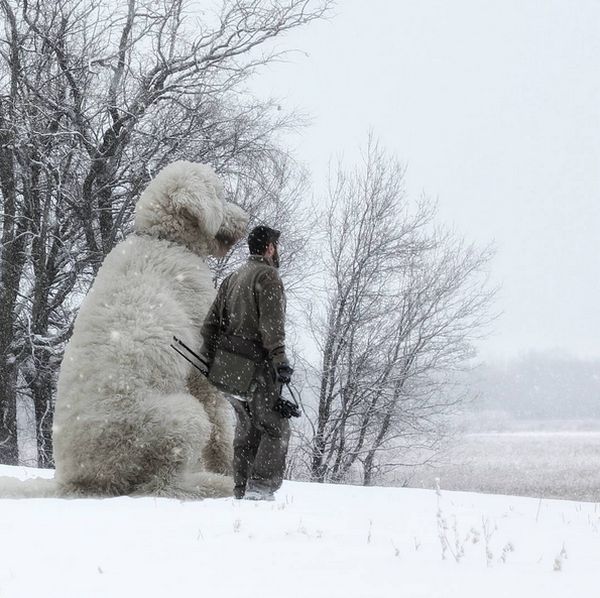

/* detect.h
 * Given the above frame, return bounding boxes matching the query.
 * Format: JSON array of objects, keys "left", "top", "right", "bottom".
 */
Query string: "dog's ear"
[
  {"left": 171, "top": 176, "right": 224, "bottom": 238},
  {"left": 215, "top": 202, "right": 248, "bottom": 248}
]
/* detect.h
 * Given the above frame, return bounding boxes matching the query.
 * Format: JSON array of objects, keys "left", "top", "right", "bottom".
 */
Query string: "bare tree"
[
  {"left": 0, "top": 0, "right": 332, "bottom": 465},
  {"left": 299, "top": 137, "right": 495, "bottom": 484}
]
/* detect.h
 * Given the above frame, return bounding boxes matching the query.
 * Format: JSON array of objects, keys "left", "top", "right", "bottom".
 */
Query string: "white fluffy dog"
[{"left": 3, "top": 161, "right": 248, "bottom": 499}]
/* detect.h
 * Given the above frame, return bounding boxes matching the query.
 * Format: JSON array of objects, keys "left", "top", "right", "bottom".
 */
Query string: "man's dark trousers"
[{"left": 232, "top": 365, "right": 290, "bottom": 497}]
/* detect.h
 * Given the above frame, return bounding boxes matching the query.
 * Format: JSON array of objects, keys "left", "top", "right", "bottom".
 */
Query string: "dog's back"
[{"left": 53, "top": 234, "right": 214, "bottom": 496}]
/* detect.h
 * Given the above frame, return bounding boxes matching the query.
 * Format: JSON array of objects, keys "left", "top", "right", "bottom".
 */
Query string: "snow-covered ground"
[
  {"left": 0, "top": 465, "right": 598, "bottom": 597},
  {"left": 408, "top": 431, "right": 600, "bottom": 502}
]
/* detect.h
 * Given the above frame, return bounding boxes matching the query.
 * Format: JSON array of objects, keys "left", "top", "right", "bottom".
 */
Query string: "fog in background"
[{"left": 251, "top": 0, "right": 600, "bottom": 367}]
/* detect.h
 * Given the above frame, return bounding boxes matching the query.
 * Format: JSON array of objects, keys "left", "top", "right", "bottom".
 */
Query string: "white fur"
[{"left": 3, "top": 161, "right": 248, "bottom": 499}]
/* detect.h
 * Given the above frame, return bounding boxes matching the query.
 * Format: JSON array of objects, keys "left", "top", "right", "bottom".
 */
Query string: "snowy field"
[
  {"left": 409, "top": 431, "right": 600, "bottom": 502},
  {"left": 0, "top": 466, "right": 598, "bottom": 597}
]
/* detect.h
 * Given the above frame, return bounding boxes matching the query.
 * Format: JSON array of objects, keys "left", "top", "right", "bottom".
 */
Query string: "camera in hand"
[{"left": 274, "top": 396, "right": 301, "bottom": 418}]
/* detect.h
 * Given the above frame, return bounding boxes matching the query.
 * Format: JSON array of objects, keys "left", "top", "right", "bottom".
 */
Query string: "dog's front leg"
[{"left": 186, "top": 369, "right": 234, "bottom": 475}]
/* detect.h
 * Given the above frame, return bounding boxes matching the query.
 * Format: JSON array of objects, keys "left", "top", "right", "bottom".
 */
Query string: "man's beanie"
[{"left": 248, "top": 225, "right": 281, "bottom": 255}]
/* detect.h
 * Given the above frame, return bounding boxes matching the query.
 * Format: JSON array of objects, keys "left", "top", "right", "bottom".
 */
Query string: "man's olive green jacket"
[{"left": 201, "top": 255, "right": 288, "bottom": 366}]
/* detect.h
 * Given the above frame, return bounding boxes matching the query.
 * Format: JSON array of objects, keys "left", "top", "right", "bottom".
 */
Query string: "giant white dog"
[{"left": 3, "top": 161, "right": 248, "bottom": 499}]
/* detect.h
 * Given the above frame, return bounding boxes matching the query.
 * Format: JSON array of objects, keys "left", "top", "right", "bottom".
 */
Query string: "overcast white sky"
[{"left": 250, "top": 0, "right": 600, "bottom": 361}]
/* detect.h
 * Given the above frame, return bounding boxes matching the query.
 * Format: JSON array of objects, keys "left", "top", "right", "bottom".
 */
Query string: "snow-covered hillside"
[{"left": 0, "top": 465, "right": 597, "bottom": 597}]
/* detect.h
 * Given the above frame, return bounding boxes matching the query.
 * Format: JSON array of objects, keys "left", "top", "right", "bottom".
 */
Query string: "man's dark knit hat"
[{"left": 248, "top": 225, "right": 281, "bottom": 255}]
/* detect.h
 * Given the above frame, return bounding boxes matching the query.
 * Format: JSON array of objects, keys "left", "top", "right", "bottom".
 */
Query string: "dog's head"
[{"left": 134, "top": 161, "right": 248, "bottom": 256}]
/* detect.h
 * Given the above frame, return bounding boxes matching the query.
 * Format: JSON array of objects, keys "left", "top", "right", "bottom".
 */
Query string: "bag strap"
[{"left": 217, "top": 273, "right": 233, "bottom": 333}]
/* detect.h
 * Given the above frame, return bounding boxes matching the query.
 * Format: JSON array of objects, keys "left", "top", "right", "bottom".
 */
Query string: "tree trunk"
[
  {"left": 363, "top": 457, "right": 374, "bottom": 486},
  {"left": 0, "top": 362, "right": 18, "bottom": 464},
  {"left": 362, "top": 410, "right": 393, "bottom": 486},
  {"left": 32, "top": 378, "right": 54, "bottom": 468},
  {"left": 0, "top": 145, "right": 27, "bottom": 465}
]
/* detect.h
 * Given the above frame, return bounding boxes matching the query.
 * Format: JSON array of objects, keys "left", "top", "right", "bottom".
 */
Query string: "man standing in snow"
[{"left": 201, "top": 225, "right": 293, "bottom": 500}]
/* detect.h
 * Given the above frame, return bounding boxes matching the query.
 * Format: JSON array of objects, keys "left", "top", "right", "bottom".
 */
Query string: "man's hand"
[{"left": 276, "top": 362, "right": 294, "bottom": 384}]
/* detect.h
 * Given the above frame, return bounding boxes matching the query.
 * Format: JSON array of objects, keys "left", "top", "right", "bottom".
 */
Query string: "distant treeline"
[{"left": 472, "top": 353, "right": 600, "bottom": 420}]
